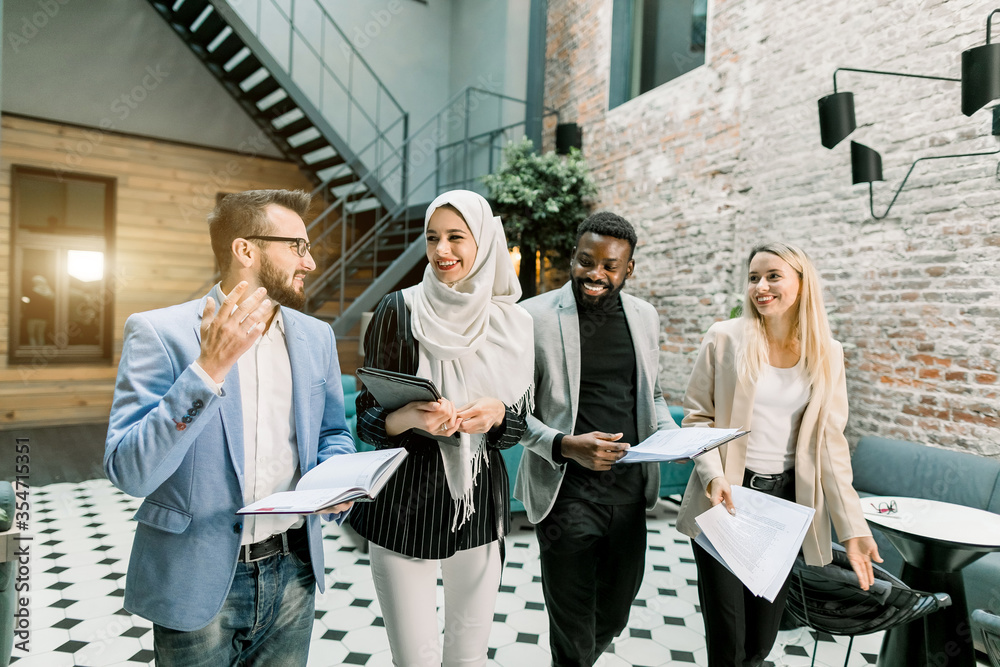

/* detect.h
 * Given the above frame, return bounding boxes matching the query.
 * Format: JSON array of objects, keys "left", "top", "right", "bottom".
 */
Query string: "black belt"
[
  {"left": 745, "top": 468, "right": 794, "bottom": 492},
  {"left": 238, "top": 526, "right": 307, "bottom": 563}
]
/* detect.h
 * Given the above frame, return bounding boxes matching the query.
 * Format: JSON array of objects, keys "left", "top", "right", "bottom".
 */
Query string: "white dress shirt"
[{"left": 192, "top": 307, "right": 302, "bottom": 545}]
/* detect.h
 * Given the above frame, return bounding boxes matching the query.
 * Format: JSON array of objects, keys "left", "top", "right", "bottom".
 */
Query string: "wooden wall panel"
[{"left": 0, "top": 114, "right": 315, "bottom": 429}]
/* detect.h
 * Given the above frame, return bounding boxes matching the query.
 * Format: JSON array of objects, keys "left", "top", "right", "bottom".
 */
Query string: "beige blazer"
[
  {"left": 675, "top": 318, "right": 871, "bottom": 566},
  {"left": 514, "top": 283, "right": 678, "bottom": 524}
]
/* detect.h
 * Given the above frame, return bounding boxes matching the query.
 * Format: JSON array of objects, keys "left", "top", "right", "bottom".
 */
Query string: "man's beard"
[
  {"left": 258, "top": 254, "right": 307, "bottom": 311},
  {"left": 572, "top": 275, "right": 626, "bottom": 311}
]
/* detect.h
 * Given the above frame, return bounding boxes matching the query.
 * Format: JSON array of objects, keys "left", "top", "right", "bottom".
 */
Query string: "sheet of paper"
[
  {"left": 620, "top": 427, "right": 747, "bottom": 462},
  {"left": 695, "top": 485, "right": 815, "bottom": 601}
]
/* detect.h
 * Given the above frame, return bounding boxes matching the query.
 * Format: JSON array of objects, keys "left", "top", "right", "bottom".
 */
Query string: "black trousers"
[
  {"left": 692, "top": 470, "right": 797, "bottom": 667},
  {"left": 537, "top": 498, "right": 646, "bottom": 667}
]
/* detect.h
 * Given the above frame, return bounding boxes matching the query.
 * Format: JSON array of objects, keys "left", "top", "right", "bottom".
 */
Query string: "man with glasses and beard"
[
  {"left": 105, "top": 190, "right": 356, "bottom": 666},
  {"left": 515, "top": 212, "right": 678, "bottom": 666}
]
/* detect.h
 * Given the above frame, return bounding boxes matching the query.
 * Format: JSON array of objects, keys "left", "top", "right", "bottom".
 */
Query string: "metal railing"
[
  {"left": 224, "top": 0, "right": 409, "bottom": 200},
  {"left": 184, "top": 3, "right": 557, "bottom": 329},
  {"left": 305, "top": 86, "right": 558, "bottom": 329}
]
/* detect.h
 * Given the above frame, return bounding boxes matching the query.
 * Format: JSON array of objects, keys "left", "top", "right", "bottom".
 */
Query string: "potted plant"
[{"left": 483, "top": 137, "right": 597, "bottom": 298}]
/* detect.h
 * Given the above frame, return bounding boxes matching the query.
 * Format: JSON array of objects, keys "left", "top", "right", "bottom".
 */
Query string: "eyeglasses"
[
  {"left": 870, "top": 500, "right": 898, "bottom": 515},
  {"left": 244, "top": 236, "right": 312, "bottom": 257}
]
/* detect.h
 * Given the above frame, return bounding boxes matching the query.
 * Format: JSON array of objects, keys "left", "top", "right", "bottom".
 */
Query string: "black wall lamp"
[
  {"left": 555, "top": 122, "right": 583, "bottom": 154},
  {"left": 818, "top": 9, "right": 1000, "bottom": 219},
  {"left": 963, "top": 10, "right": 1000, "bottom": 115}
]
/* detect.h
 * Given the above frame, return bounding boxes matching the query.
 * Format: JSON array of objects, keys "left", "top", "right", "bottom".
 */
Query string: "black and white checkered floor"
[{"left": 20, "top": 479, "right": 891, "bottom": 666}]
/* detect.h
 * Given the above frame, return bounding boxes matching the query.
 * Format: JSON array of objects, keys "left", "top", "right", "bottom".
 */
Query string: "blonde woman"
[{"left": 676, "top": 242, "right": 881, "bottom": 667}]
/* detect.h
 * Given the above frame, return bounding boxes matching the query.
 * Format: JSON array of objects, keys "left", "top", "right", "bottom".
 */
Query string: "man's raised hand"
[{"left": 196, "top": 282, "right": 272, "bottom": 383}]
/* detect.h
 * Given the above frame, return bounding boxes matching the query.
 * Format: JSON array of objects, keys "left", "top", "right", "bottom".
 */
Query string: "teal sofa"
[
  {"left": 342, "top": 374, "right": 368, "bottom": 452},
  {"left": 850, "top": 435, "right": 1000, "bottom": 653},
  {"left": 503, "top": 405, "right": 691, "bottom": 513}
]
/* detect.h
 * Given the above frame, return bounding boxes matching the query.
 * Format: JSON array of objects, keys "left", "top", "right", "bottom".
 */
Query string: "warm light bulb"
[{"left": 67, "top": 250, "right": 104, "bottom": 283}]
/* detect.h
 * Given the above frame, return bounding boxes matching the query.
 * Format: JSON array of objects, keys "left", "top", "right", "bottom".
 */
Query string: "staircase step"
[
  {"left": 322, "top": 173, "right": 360, "bottom": 191},
  {"left": 345, "top": 189, "right": 372, "bottom": 204},
  {"left": 224, "top": 54, "right": 263, "bottom": 84},
  {"left": 246, "top": 77, "right": 281, "bottom": 103},
  {"left": 172, "top": 0, "right": 209, "bottom": 27},
  {"left": 191, "top": 10, "right": 226, "bottom": 46},
  {"left": 274, "top": 117, "right": 312, "bottom": 138},
  {"left": 309, "top": 155, "right": 346, "bottom": 172},
  {"left": 263, "top": 97, "right": 298, "bottom": 121},
  {"left": 292, "top": 137, "right": 329, "bottom": 156},
  {"left": 207, "top": 32, "right": 244, "bottom": 65}
]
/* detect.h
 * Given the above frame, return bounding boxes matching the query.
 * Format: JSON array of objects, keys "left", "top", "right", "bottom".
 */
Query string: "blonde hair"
[{"left": 736, "top": 242, "right": 835, "bottom": 399}]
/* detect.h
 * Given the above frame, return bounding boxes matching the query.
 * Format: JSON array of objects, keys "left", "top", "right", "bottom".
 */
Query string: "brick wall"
[{"left": 544, "top": 0, "right": 1000, "bottom": 456}]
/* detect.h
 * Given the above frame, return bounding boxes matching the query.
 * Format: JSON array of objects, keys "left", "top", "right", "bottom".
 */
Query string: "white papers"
[
  {"left": 238, "top": 448, "right": 408, "bottom": 515},
  {"left": 694, "top": 485, "right": 815, "bottom": 601},
  {"left": 619, "top": 428, "right": 748, "bottom": 463}
]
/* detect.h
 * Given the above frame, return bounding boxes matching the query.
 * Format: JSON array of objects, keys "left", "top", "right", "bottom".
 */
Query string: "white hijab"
[{"left": 402, "top": 190, "right": 534, "bottom": 529}]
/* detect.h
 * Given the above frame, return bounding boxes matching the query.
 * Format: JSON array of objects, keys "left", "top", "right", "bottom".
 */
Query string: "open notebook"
[{"left": 237, "top": 448, "right": 408, "bottom": 514}]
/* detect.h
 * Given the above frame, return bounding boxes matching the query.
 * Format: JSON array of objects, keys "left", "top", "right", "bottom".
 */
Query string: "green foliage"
[{"left": 482, "top": 137, "right": 598, "bottom": 263}]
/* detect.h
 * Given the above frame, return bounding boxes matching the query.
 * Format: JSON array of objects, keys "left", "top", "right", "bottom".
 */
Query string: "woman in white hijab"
[{"left": 349, "top": 190, "right": 533, "bottom": 667}]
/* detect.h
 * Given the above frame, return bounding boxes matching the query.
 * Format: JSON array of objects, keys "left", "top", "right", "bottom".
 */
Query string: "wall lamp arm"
[
  {"left": 833, "top": 68, "right": 961, "bottom": 94},
  {"left": 868, "top": 146, "right": 1000, "bottom": 219}
]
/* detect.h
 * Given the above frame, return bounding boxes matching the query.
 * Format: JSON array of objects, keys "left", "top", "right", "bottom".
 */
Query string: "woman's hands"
[
  {"left": 843, "top": 535, "right": 883, "bottom": 591},
  {"left": 707, "top": 477, "right": 736, "bottom": 515},
  {"left": 385, "top": 399, "right": 460, "bottom": 437},
  {"left": 383, "top": 397, "right": 505, "bottom": 437},
  {"left": 456, "top": 398, "right": 505, "bottom": 434}
]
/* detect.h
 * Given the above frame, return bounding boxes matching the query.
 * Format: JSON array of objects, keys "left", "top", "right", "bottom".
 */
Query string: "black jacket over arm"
[{"left": 348, "top": 291, "right": 526, "bottom": 559}]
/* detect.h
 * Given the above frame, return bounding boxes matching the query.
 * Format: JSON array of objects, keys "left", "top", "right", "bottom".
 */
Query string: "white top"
[
  {"left": 745, "top": 359, "right": 811, "bottom": 474},
  {"left": 862, "top": 496, "right": 1000, "bottom": 548}
]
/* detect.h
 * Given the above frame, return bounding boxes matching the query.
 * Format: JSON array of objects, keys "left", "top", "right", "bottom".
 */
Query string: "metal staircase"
[
  {"left": 148, "top": 0, "right": 554, "bottom": 344},
  {"left": 147, "top": 0, "right": 408, "bottom": 209}
]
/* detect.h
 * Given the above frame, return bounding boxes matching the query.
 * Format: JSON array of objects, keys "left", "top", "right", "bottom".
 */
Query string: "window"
[
  {"left": 9, "top": 166, "right": 116, "bottom": 364},
  {"left": 610, "top": 0, "right": 708, "bottom": 108}
]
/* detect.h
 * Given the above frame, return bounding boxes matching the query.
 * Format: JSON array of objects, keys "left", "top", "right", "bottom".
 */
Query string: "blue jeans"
[{"left": 153, "top": 548, "right": 316, "bottom": 667}]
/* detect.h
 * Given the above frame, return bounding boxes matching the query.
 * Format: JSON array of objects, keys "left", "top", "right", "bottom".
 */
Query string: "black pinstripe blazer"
[{"left": 348, "top": 291, "right": 527, "bottom": 559}]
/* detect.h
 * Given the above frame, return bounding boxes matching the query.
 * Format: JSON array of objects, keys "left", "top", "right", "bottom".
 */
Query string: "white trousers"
[{"left": 369, "top": 541, "right": 501, "bottom": 667}]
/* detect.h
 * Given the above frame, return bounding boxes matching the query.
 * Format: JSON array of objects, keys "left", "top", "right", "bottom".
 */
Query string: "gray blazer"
[{"left": 514, "top": 282, "right": 678, "bottom": 523}]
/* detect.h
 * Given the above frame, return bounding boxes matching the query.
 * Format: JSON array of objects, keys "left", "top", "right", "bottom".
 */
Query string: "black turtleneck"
[{"left": 556, "top": 292, "right": 644, "bottom": 504}]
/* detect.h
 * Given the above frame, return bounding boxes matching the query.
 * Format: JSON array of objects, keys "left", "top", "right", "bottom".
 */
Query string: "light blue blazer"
[{"left": 104, "top": 285, "right": 355, "bottom": 631}]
